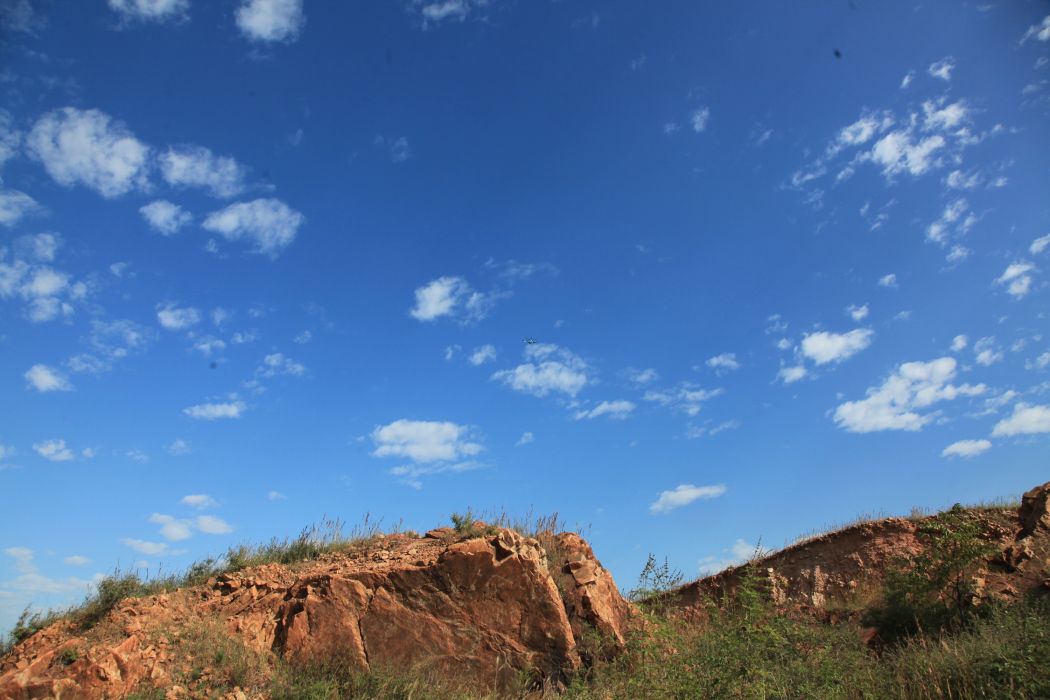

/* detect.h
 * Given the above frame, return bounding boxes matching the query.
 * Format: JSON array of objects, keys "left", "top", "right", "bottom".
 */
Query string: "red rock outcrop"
[
  {"left": 0, "top": 527, "right": 634, "bottom": 699},
  {"left": 668, "top": 481, "right": 1050, "bottom": 619}
]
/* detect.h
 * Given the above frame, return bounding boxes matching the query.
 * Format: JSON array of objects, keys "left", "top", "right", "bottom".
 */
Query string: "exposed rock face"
[
  {"left": 0, "top": 528, "right": 633, "bottom": 699},
  {"left": 669, "top": 481, "right": 1050, "bottom": 619},
  {"left": 549, "top": 533, "right": 634, "bottom": 655}
]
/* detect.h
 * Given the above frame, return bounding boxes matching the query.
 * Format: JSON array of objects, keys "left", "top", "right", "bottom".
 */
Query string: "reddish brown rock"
[
  {"left": 0, "top": 527, "right": 631, "bottom": 698},
  {"left": 1019, "top": 481, "right": 1050, "bottom": 536}
]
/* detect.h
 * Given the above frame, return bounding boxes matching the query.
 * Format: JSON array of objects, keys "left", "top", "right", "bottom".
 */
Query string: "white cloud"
[
  {"left": 951, "top": 334, "right": 968, "bottom": 352},
  {"left": 25, "top": 364, "right": 73, "bottom": 392},
  {"left": 698, "top": 539, "right": 766, "bottom": 575},
  {"left": 574, "top": 400, "right": 636, "bottom": 421},
  {"left": 202, "top": 199, "right": 304, "bottom": 258},
  {"left": 649, "top": 484, "right": 727, "bottom": 514},
  {"left": 928, "top": 57, "right": 955, "bottom": 81},
  {"left": 183, "top": 401, "right": 246, "bottom": 420},
  {"left": 14, "top": 233, "right": 60, "bottom": 262},
  {"left": 833, "top": 357, "right": 985, "bottom": 433},
  {"left": 293, "top": 330, "right": 312, "bottom": 344},
  {"left": 947, "top": 245, "right": 971, "bottom": 264},
  {"left": 900, "top": 71, "right": 915, "bottom": 89},
  {"left": 846, "top": 304, "right": 869, "bottom": 322},
  {"left": 371, "top": 419, "right": 482, "bottom": 463},
  {"left": 946, "top": 169, "right": 980, "bottom": 190},
  {"left": 121, "top": 538, "right": 168, "bottom": 555},
  {"left": 195, "top": 515, "right": 232, "bottom": 534},
  {"left": 167, "top": 439, "right": 191, "bottom": 455},
  {"left": 257, "top": 352, "right": 306, "bottom": 378},
  {"left": 409, "top": 276, "right": 498, "bottom": 323},
  {"left": 156, "top": 303, "right": 200, "bottom": 330},
  {"left": 1028, "top": 352, "right": 1050, "bottom": 371},
  {"left": 0, "top": 189, "right": 43, "bottom": 227},
  {"left": 1021, "top": 15, "right": 1050, "bottom": 43},
  {"left": 108, "top": 0, "right": 188, "bottom": 22},
  {"left": 27, "top": 108, "right": 150, "bottom": 198},
  {"left": 777, "top": 365, "right": 807, "bottom": 384},
  {"left": 33, "top": 439, "right": 74, "bottom": 462},
  {"left": 468, "top": 344, "right": 497, "bottom": 366},
  {"left": 705, "top": 353, "right": 740, "bottom": 372},
  {"left": 626, "top": 367, "right": 659, "bottom": 385},
  {"left": 158, "top": 145, "right": 247, "bottom": 198},
  {"left": 800, "top": 329, "right": 874, "bottom": 365},
  {"left": 869, "top": 130, "right": 946, "bottom": 179},
  {"left": 992, "top": 403, "right": 1050, "bottom": 436},
  {"left": 180, "top": 494, "right": 217, "bottom": 509},
  {"left": 192, "top": 337, "right": 226, "bottom": 357},
  {"left": 925, "top": 198, "right": 969, "bottom": 245},
  {"left": 492, "top": 343, "right": 591, "bottom": 398},
  {"left": 375, "top": 135, "right": 411, "bottom": 163},
  {"left": 267, "top": 490, "right": 286, "bottom": 501},
  {"left": 878, "top": 273, "right": 898, "bottom": 288},
  {"left": 643, "top": 382, "right": 722, "bottom": 416},
  {"left": 941, "top": 439, "right": 991, "bottom": 458},
  {"left": 63, "top": 555, "right": 89, "bottom": 566},
  {"left": 690, "top": 107, "right": 710, "bottom": 133},
  {"left": 413, "top": 0, "right": 487, "bottom": 26},
  {"left": 125, "top": 449, "right": 150, "bottom": 464},
  {"left": 236, "top": 0, "right": 304, "bottom": 42},
  {"left": 149, "top": 513, "right": 192, "bottom": 541},
  {"left": 140, "top": 200, "right": 192, "bottom": 235},
  {"left": 922, "top": 100, "right": 969, "bottom": 131},
  {"left": 973, "top": 337, "right": 1003, "bottom": 366},
  {"left": 996, "top": 261, "right": 1036, "bottom": 299},
  {"left": 1030, "top": 234, "right": 1050, "bottom": 256},
  {"left": 515, "top": 431, "right": 534, "bottom": 446}
]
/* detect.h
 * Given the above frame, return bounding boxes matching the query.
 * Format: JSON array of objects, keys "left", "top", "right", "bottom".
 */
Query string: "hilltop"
[{"left": 1, "top": 482, "right": 1049, "bottom": 699}]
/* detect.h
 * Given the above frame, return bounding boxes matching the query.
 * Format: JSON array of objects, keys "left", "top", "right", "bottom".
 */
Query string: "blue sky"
[{"left": 1, "top": 0, "right": 1049, "bottom": 631}]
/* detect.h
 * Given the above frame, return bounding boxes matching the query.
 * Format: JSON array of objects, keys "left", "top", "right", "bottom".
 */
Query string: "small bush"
[{"left": 863, "top": 505, "right": 997, "bottom": 644}]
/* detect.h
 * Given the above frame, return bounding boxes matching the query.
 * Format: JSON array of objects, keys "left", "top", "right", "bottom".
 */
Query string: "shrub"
[{"left": 863, "top": 505, "right": 997, "bottom": 643}]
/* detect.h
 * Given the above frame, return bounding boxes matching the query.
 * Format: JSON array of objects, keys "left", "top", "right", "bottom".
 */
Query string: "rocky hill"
[
  {"left": 1, "top": 482, "right": 1048, "bottom": 699},
  {"left": 0, "top": 527, "right": 632, "bottom": 699}
]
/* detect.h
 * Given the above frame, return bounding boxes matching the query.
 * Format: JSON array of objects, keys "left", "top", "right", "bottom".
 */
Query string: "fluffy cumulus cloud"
[
  {"left": 156, "top": 303, "right": 200, "bottom": 330},
  {"left": 644, "top": 383, "right": 722, "bottom": 416},
  {"left": 1031, "top": 234, "right": 1050, "bottom": 256},
  {"left": 180, "top": 494, "right": 218, "bottom": 509},
  {"left": 108, "top": 0, "right": 189, "bottom": 22},
  {"left": 973, "top": 337, "right": 1003, "bottom": 367},
  {"left": 833, "top": 357, "right": 985, "bottom": 433},
  {"left": 371, "top": 419, "right": 482, "bottom": 463},
  {"left": 468, "top": 344, "right": 497, "bottom": 366},
  {"left": 516, "top": 431, "right": 535, "bottom": 446},
  {"left": 140, "top": 200, "right": 192, "bottom": 235},
  {"left": 705, "top": 353, "right": 740, "bottom": 372},
  {"left": 800, "top": 329, "right": 874, "bottom": 365},
  {"left": 649, "top": 484, "right": 727, "bottom": 514},
  {"left": 236, "top": 0, "right": 304, "bottom": 42},
  {"left": 925, "top": 198, "right": 973, "bottom": 246},
  {"left": 878, "top": 273, "right": 898, "bottom": 288},
  {"left": 928, "top": 57, "right": 955, "bottom": 81},
  {"left": 257, "top": 352, "right": 306, "bottom": 378},
  {"left": 690, "top": 107, "right": 710, "bottom": 133},
  {"left": 25, "top": 364, "right": 72, "bottom": 392},
  {"left": 412, "top": 0, "right": 488, "bottom": 26},
  {"left": 202, "top": 199, "right": 304, "bottom": 257},
  {"left": 996, "top": 262, "right": 1036, "bottom": 299},
  {"left": 941, "top": 439, "right": 991, "bottom": 458},
  {"left": 777, "top": 365, "right": 807, "bottom": 384},
  {"left": 183, "top": 401, "right": 246, "bottom": 420},
  {"left": 409, "top": 276, "right": 500, "bottom": 324},
  {"left": 951, "top": 334, "right": 968, "bottom": 352},
  {"left": 992, "top": 404, "right": 1050, "bottom": 436},
  {"left": 26, "top": 108, "right": 150, "bottom": 198},
  {"left": 492, "top": 343, "right": 590, "bottom": 398},
  {"left": 0, "top": 189, "right": 43, "bottom": 227},
  {"left": 1021, "top": 15, "right": 1050, "bottom": 44},
  {"left": 158, "top": 146, "right": 247, "bottom": 198},
  {"left": 574, "top": 400, "right": 636, "bottom": 421},
  {"left": 33, "top": 439, "right": 74, "bottom": 462},
  {"left": 0, "top": 238, "right": 86, "bottom": 323}
]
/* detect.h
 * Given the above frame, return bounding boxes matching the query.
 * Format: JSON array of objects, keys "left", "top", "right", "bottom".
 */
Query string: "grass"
[{"left": 0, "top": 515, "right": 403, "bottom": 652}]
